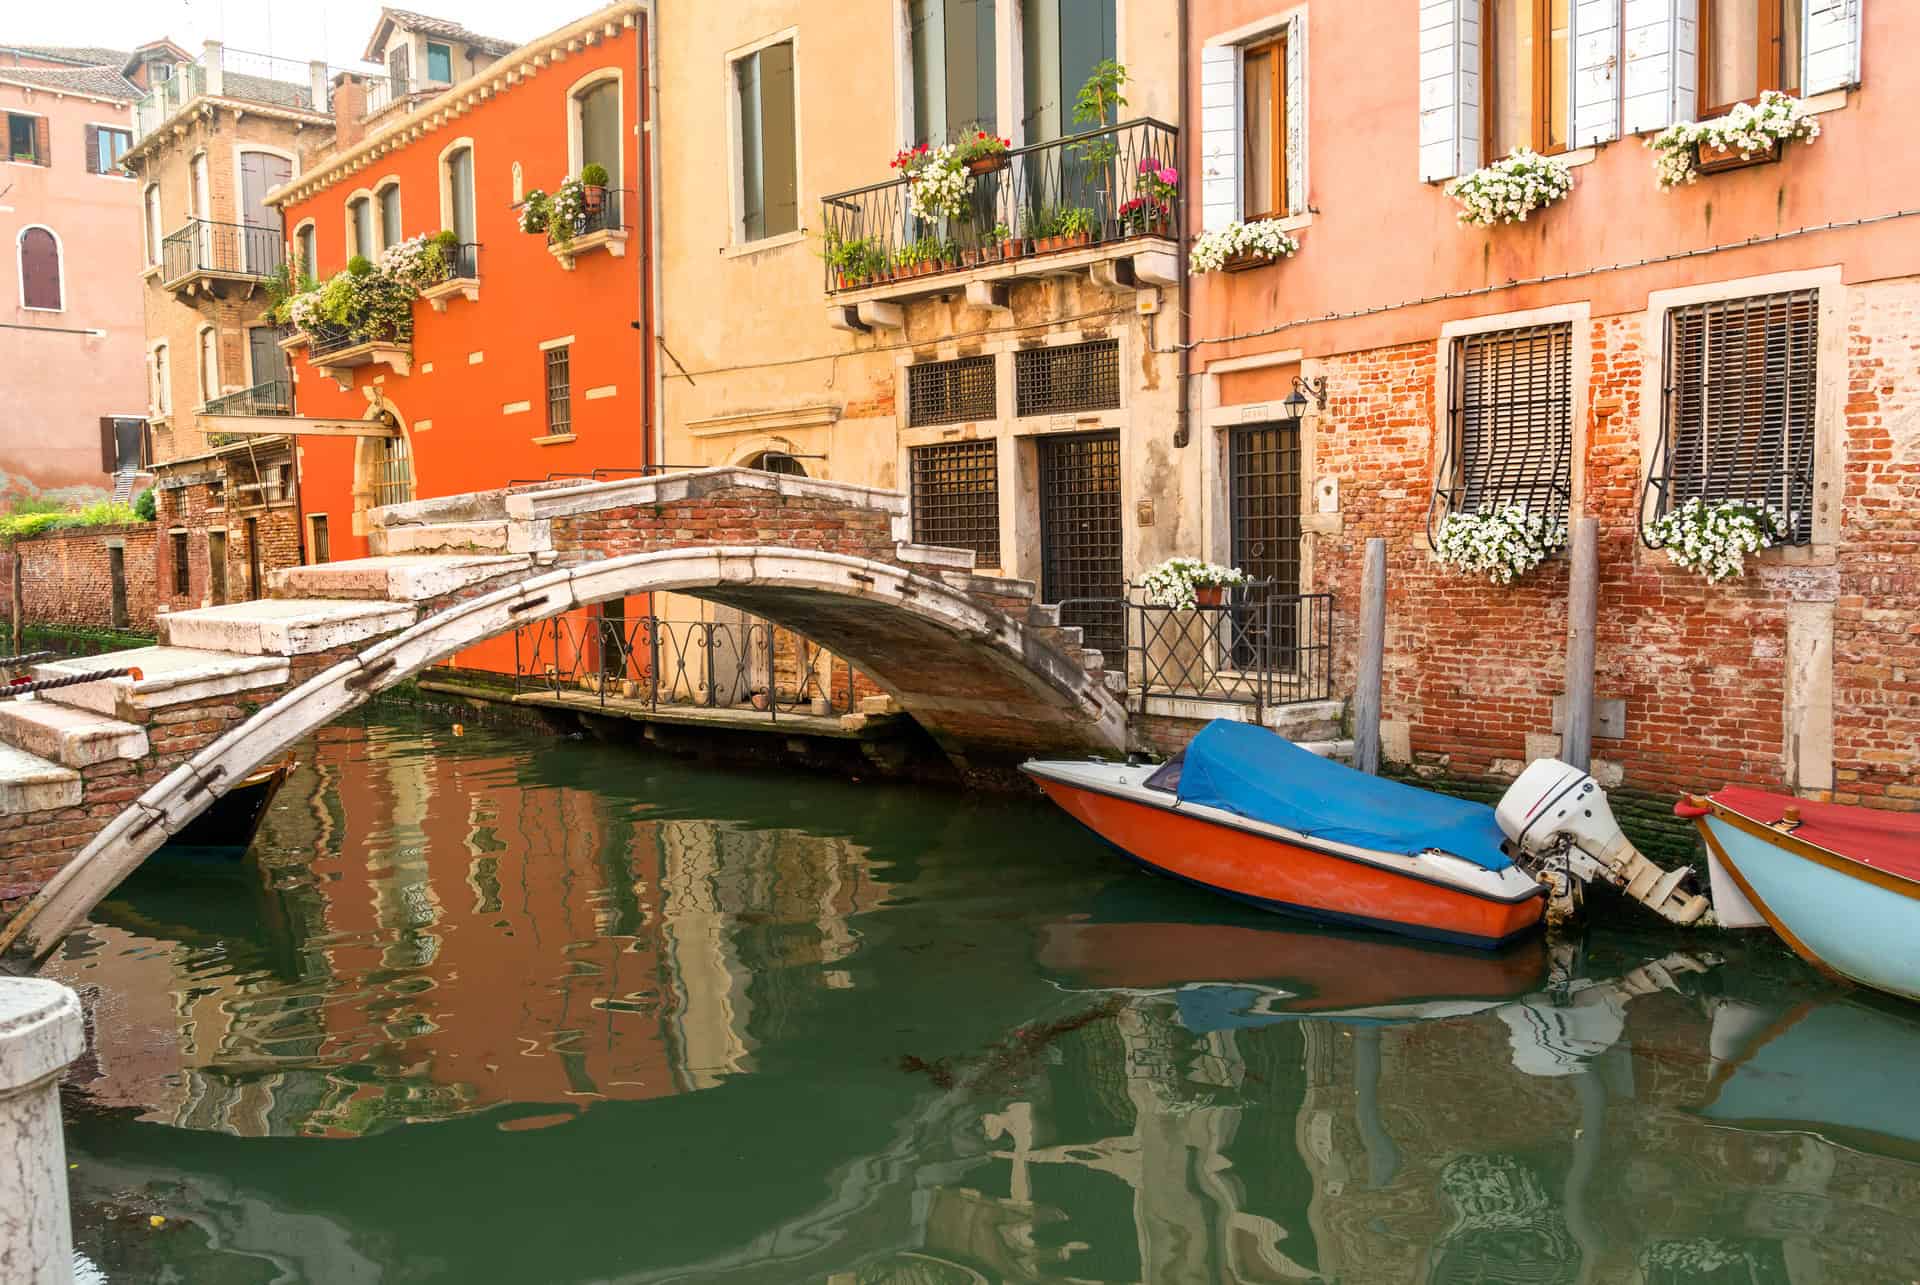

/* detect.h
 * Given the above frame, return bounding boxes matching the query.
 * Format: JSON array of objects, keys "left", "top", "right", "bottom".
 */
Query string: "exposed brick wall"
[
  {"left": 0, "top": 525, "right": 158, "bottom": 632},
  {"left": 155, "top": 470, "right": 303, "bottom": 613},
  {"left": 548, "top": 486, "right": 900, "bottom": 561}
]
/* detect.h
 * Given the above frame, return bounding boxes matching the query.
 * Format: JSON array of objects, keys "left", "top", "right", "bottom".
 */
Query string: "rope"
[
  {"left": 0, "top": 651, "right": 54, "bottom": 668},
  {"left": 1, "top": 668, "right": 143, "bottom": 701}
]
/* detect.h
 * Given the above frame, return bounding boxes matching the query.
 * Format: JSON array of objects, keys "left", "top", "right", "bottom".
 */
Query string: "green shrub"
[
  {"left": 5, "top": 495, "right": 65, "bottom": 517},
  {"left": 346, "top": 254, "right": 374, "bottom": 277},
  {"left": 133, "top": 487, "right": 157, "bottom": 521},
  {"left": 579, "top": 162, "right": 610, "bottom": 187},
  {"left": 431, "top": 228, "right": 460, "bottom": 249}
]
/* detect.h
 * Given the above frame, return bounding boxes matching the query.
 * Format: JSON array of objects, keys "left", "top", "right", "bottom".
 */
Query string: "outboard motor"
[{"left": 1496, "top": 760, "right": 1711, "bottom": 927}]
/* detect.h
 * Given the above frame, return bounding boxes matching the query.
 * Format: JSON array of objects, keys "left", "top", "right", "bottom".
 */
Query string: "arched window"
[
  {"left": 443, "top": 144, "right": 475, "bottom": 244},
  {"left": 571, "top": 75, "right": 621, "bottom": 186},
  {"left": 347, "top": 195, "right": 373, "bottom": 259},
  {"left": 748, "top": 450, "right": 807, "bottom": 477},
  {"left": 18, "top": 227, "right": 62, "bottom": 311},
  {"left": 377, "top": 181, "right": 402, "bottom": 250},
  {"left": 295, "top": 221, "right": 317, "bottom": 276}
]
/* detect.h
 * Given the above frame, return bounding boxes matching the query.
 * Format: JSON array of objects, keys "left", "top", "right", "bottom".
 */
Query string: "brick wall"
[
  {"left": 155, "top": 471, "right": 303, "bottom": 613},
  {"left": 0, "top": 524, "right": 158, "bottom": 632}
]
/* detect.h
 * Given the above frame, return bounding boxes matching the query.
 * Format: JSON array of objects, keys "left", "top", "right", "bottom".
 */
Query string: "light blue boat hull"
[{"left": 1706, "top": 815, "right": 1920, "bottom": 1002}]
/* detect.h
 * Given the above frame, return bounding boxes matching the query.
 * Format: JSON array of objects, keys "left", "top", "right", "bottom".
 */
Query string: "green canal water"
[{"left": 48, "top": 711, "right": 1920, "bottom": 1283}]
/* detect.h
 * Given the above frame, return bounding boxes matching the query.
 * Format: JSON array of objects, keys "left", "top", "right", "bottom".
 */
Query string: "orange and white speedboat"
[{"left": 1023, "top": 721, "right": 1548, "bottom": 950}]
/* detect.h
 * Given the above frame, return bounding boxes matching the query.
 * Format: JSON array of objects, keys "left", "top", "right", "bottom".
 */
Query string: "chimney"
[
  {"left": 331, "top": 73, "right": 368, "bottom": 151},
  {"left": 201, "top": 40, "right": 224, "bottom": 97}
]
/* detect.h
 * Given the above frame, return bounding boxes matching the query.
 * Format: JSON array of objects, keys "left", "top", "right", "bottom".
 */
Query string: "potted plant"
[
  {"left": 1444, "top": 150, "right": 1575, "bottom": 225},
  {"left": 993, "top": 222, "right": 1023, "bottom": 261},
  {"left": 518, "top": 188, "right": 553, "bottom": 236},
  {"left": 1122, "top": 157, "right": 1178, "bottom": 236},
  {"left": 1649, "top": 90, "right": 1821, "bottom": 188},
  {"left": 1058, "top": 207, "right": 1097, "bottom": 248},
  {"left": 577, "top": 161, "right": 610, "bottom": 213},
  {"left": 1023, "top": 207, "right": 1058, "bottom": 253},
  {"left": 1140, "top": 557, "right": 1251, "bottom": 610},
  {"left": 1190, "top": 219, "right": 1301, "bottom": 274},
  {"left": 430, "top": 228, "right": 462, "bottom": 279},
  {"left": 958, "top": 128, "right": 1012, "bottom": 176}
]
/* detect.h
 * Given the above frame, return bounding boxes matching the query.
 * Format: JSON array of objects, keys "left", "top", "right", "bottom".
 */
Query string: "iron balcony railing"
[
  {"left": 552, "top": 187, "right": 633, "bottom": 244},
  {"left": 818, "top": 118, "right": 1179, "bottom": 296},
  {"left": 1058, "top": 583, "right": 1336, "bottom": 715},
  {"left": 514, "top": 612, "right": 859, "bottom": 721},
  {"left": 307, "top": 312, "right": 414, "bottom": 359},
  {"left": 134, "top": 49, "right": 349, "bottom": 142},
  {"left": 161, "top": 218, "right": 284, "bottom": 283},
  {"left": 362, "top": 75, "right": 453, "bottom": 119},
  {"left": 431, "top": 241, "right": 481, "bottom": 282},
  {"left": 204, "top": 378, "right": 294, "bottom": 419}
]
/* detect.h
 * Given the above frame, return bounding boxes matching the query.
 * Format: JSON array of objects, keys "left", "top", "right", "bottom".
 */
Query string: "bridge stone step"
[
  {"left": 368, "top": 489, "right": 510, "bottom": 527},
  {"left": 268, "top": 554, "right": 533, "bottom": 602},
  {"left": 1033, "top": 624, "right": 1084, "bottom": 649},
  {"left": 159, "top": 599, "right": 417, "bottom": 656},
  {"left": 369, "top": 519, "right": 550, "bottom": 556},
  {"left": 33, "top": 647, "right": 290, "bottom": 720},
  {"left": 0, "top": 700, "right": 147, "bottom": 768},
  {"left": 1027, "top": 604, "right": 1061, "bottom": 628},
  {"left": 0, "top": 744, "right": 81, "bottom": 813},
  {"left": 894, "top": 542, "right": 977, "bottom": 572}
]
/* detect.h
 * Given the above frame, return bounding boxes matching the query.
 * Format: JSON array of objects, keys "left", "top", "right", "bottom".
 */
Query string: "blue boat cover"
[{"left": 1174, "top": 720, "right": 1513, "bottom": 871}]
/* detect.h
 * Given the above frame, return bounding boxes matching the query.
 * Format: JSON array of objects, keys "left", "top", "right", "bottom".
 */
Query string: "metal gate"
[
  {"left": 1038, "top": 431, "right": 1123, "bottom": 657},
  {"left": 370, "top": 429, "right": 414, "bottom": 509},
  {"left": 1229, "top": 420, "right": 1303, "bottom": 669}
]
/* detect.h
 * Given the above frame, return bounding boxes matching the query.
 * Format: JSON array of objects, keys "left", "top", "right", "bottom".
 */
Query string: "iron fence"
[
  {"left": 514, "top": 612, "right": 858, "bottom": 721},
  {"left": 204, "top": 379, "right": 294, "bottom": 419},
  {"left": 818, "top": 118, "right": 1179, "bottom": 295},
  {"left": 432, "top": 241, "right": 481, "bottom": 282},
  {"left": 306, "top": 310, "right": 414, "bottom": 359},
  {"left": 161, "top": 218, "right": 284, "bottom": 282},
  {"left": 1058, "top": 584, "right": 1336, "bottom": 713},
  {"left": 554, "top": 187, "right": 633, "bottom": 244}
]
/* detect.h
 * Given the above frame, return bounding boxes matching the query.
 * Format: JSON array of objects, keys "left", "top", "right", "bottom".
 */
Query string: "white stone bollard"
[{"left": 1, "top": 978, "right": 85, "bottom": 1284}]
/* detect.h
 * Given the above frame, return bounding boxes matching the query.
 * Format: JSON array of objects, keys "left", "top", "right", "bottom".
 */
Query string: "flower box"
[
  {"left": 1223, "top": 249, "right": 1277, "bottom": 273},
  {"left": 1693, "top": 137, "right": 1783, "bottom": 176},
  {"left": 965, "top": 154, "right": 1008, "bottom": 176}
]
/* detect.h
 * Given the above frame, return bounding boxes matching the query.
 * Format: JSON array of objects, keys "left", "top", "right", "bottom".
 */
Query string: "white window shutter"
[
  {"left": 1623, "top": 0, "right": 1696, "bottom": 134},
  {"left": 1571, "top": 0, "right": 1621, "bottom": 146},
  {"left": 1285, "top": 16, "right": 1307, "bottom": 215},
  {"left": 1804, "top": 0, "right": 1862, "bottom": 94},
  {"left": 1200, "top": 43, "right": 1241, "bottom": 232},
  {"left": 1419, "top": 0, "right": 1479, "bottom": 182}
]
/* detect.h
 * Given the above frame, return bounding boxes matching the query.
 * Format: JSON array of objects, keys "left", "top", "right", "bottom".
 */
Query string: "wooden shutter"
[
  {"left": 1624, "top": 0, "right": 1695, "bottom": 133},
  {"left": 100, "top": 417, "right": 118, "bottom": 472},
  {"left": 1418, "top": 0, "right": 1480, "bottom": 182},
  {"left": 19, "top": 228, "right": 60, "bottom": 309},
  {"left": 1571, "top": 0, "right": 1621, "bottom": 146},
  {"left": 1284, "top": 16, "right": 1306, "bottom": 216},
  {"left": 1804, "top": 0, "right": 1862, "bottom": 94},
  {"left": 85, "top": 124, "right": 100, "bottom": 174},
  {"left": 1199, "top": 43, "right": 1239, "bottom": 231},
  {"left": 759, "top": 44, "right": 798, "bottom": 238},
  {"left": 33, "top": 114, "right": 50, "bottom": 166}
]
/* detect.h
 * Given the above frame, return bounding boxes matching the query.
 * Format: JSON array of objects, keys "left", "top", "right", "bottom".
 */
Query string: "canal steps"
[{"left": 27, "top": 648, "right": 289, "bottom": 721}]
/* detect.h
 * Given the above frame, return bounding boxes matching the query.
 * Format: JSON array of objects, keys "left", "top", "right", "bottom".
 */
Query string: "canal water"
[{"left": 48, "top": 710, "right": 1920, "bottom": 1283}]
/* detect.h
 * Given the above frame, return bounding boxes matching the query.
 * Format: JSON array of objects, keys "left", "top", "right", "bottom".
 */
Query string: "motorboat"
[{"left": 160, "top": 755, "right": 294, "bottom": 857}]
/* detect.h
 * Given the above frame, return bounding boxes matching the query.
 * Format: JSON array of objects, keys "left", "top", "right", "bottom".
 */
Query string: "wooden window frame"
[
  {"left": 1241, "top": 34, "right": 1288, "bottom": 223},
  {"left": 1699, "top": 0, "right": 1799, "bottom": 119},
  {"left": 1481, "top": 0, "right": 1570, "bottom": 158}
]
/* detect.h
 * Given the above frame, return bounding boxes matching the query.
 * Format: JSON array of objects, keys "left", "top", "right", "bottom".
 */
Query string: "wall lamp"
[{"left": 1284, "top": 375, "right": 1329, "bottom": 417}]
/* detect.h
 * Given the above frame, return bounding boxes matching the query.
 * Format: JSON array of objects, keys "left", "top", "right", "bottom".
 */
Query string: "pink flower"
[
  {"left": 1138, "top": 157, "right": 1157, "bottom": 175},
  {"left": 1157, "top": 166, "right": 1179, "bottom": 185}
]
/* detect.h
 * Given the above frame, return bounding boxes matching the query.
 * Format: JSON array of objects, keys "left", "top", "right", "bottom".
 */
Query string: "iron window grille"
[
  {"left": 907, "top": 355, "right": 997, "bottom": 427},
  {"left": 1038, "top": 431, "right": 1124, "bottom": 657},
  {"left": 370, "top": 431, "right": 414, "bottom": 509},
  {"left": 1428, "top": 322, "right": 1573, "bottom": 548},
  {"left": 1641, "top": 289, "right": 1818, "bottom": 547},
  {"left": 1016, "top": 339, "right": 1121, "bottom": 418},
  {"left": 1230, "top": 421, "right": 1304, "bottom": 668},
  {"left": 910, "top": 440, "right": 1000, "bottom": 566},
  {"left": 546, "top": 346, "right": 573, "bottom": 436},
  {"left": 170, "top": 532, "right": 190, "bottom": 595}
]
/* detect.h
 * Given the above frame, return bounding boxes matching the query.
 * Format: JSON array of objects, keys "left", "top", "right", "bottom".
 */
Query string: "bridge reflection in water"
[{"left": 47, "top": 713, "right": 1920, "bottom": 1283}]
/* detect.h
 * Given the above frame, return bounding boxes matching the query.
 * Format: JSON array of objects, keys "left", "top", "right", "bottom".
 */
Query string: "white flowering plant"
[
  {"left": 1434, "top": 506, "right": 1565, "bottom": 584},
  {"left": 1649, "top": 90, "right": 1820, "bottom": 189},
  {"left": 1445, "top": 150, "right": 1574, "bottom": 226},
  {"left": 518, "top": 188, "right": 551, "bottom": 235},
  {"left": 377, "top": 234, "right": 447, "bottom": 293},
  {"left": 1138, "top": 557, "right": 1251, "bottom": 610},
  {"left": 1189, "top": 219, "right": 1300, "bottom": 274},
  {"left": 896, "top": 143, "right": 974, "bottom": 223},
  {"left": 1646, "top": 498, "right": 1786, "bottom": 582}
]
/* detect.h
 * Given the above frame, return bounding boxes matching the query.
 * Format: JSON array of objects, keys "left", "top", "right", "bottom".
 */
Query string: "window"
[
  {"left": 378, "top": 183, "right": 402, "bottom": 250},
  {"left": 748, "top": 450, "right": 806, "bottom": 476},
  {"left": 911, "top": 441, "right": 1000, "bottom": 565},
  {"left": 427, "top": 41, "right": 453, "bottom": 84},
  {"left": 18, "top": 227, "right": 62, "bottom": 311},
  {"left": 151, "top": 344, "right": 171, "bottom": 416},
  {"left": 1435, "top": 323, "right": 1573, "bottom": 533},
  {"left": 1701, "top": 0, "right": 1801, "bottom": 115},
  {"left": 389, "top": 43, "right": 411, "bottom": 95},
  {"left": 908, "top": 356, "right": 997, "bottom": 426},
  {"left": 1241, "top": 34, "right": 1287, "bottom": 221},
  {"left": 733, "top": 41, "right": 797, "bottom": 242},
  {"left": 170, "top": 531, "right": 190, "bottom": 595},
  {"left": 144, "top": 185, "right": 163, "bottom": 267},
  {"left": 1021, "top": 0, "right": 1116, "bottom": 142},
  {"left": 369, "top": 431, "right": 414, "bottom": 508},
  {"left": 1485, "top": 0, "right": 1571, "bottom": 157},
  {"left": 295, "top": 221, "right": 317, "bottom": 275},
  {"left": 207, "top": 530, "right": 228, "bottom": 605},
  {"left": 574, "top": 77, "right": 622, "bottom": 187},
  {"left": 545, "top": 345, "right": 572, "bottom": 435},
  {"left": 6, "top": 113, "right": 42, "bottom": 165},
  {"left": 1653, "top": 290, "right": 1818, "bottom": 545},
  {"left": 1015, "top": 339, "right": 1121, "bottom": 417},
  {"left": 911, "top": 0, "right": 996, "bottom": 144},
  {"left": 198, "top": 327, "right": 221, "bottom": 405},
  {"left": 348, "top": 195, "right": 373, "bottom": 258},
  {"left": 152, "top": 62, "right": 173, "bottom": 83},
  {"left": 88, "top": 126, "right": 132, "bottom": 175},
  {"left": 445, "top": 145, "right": 476, "bottom": 244},
  {"left": 308, "top": 514, "right": 331, "bottom": 564}
]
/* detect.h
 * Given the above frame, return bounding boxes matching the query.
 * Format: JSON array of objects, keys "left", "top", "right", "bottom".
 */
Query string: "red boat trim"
[
  {"left": 1023, "top": 764, "right": 1546, "bottom": 907},
  {"left": 1705, "top": 798, "right": 1920, "bottom": 901}
]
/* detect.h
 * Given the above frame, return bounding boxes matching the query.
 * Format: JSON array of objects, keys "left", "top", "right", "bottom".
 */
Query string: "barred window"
[
  {"left": 1435, "top": 323, "right": 1573, "bottom": 533},
  {"left": 910, "top": 440, "right": 999, "bottom": 565},
  {"left": 908, "top": 355, "right": 996, "bottom": 427},
  {"left": 546, "top": 345, "right": 572, "bottom": 436},
  {"left": 1015, "top": 339, "right": 1121, "bottom": 417},
  {"left": 1654, "top": 289, "right": 1817, "bottom": 544}
]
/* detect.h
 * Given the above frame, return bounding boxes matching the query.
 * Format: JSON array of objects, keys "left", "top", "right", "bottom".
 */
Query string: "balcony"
[
  {"left": 133, "top": 46, "right": 338, "bottom": 145},
  {"left": 159, "top": 219, "right": 284, "bottom": 297},
  {"left": 204, "top": 378, "right": 294, "bottom": 422},
  {"left": 419, "top": 242, "right": 481, "bottom": 311},
  {"left": 818, "top": 118, "right": 1180, "bottom": 328},
  {"left": 299, "top": 316, "right": 415, "bottom": 387},
  {"left": 549, "top": 189, "right": 633, "bottom": 270},
  {"left": 362, "top": 75, "right": 453, "bottom": 123}
]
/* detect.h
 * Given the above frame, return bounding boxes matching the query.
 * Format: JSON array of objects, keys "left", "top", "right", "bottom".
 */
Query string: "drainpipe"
[
  {"left": 642, "top": 0, "right": 666, "bottom": 473},
  {"left": 1174, "top": 0, "right": 1192, "bottom": 449},
  {"left": 0, "top": 978, "right": 85, "bottom": 1284}
]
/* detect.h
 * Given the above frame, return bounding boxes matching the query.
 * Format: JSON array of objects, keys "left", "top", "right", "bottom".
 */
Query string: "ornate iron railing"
[
  {"left": 306, "top": 313, "right": 414, "bottom": 359},
  {"left": 552, "top": 187, "right": 633, "bottom": 245},
  {"left": 161, "top": 218, "right": 285, "bottom": 283},
  {"left": 430, "top": 241, "right": 481, "bottom": 282},
  {"left": 818, "top": 118, "right": 1179, "bottom": 296},
  {"left": 513, "top": 613, "right": 858, "bottom": 721},
  {"left": 204, "top": 379, "right": 294, "bottom": 419},
  {"left": 1058, "top": 584, "right": 1336, "bottom": 713}
]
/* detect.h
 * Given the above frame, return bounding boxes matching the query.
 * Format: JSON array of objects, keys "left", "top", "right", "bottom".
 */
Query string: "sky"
[{"left": 8, "top": 0, "right": 541, "bottom": 72}]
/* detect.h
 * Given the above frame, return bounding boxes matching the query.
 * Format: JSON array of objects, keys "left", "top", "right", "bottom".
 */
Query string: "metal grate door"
[
  {"left": 371, "top": 430, "right": 414, "bottom": 509},
  {"left": 1038, "top": 431, "right": 1123, "bottom": 657},
  {"left": 1229, "top": 421, "right": 1302, "bottom": 668},
  {"left": 911, "top": 440, "right": 1000, "bottom": 565}
]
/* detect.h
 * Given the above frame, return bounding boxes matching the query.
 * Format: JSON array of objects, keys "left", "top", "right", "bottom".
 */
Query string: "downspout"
[
  {"left": 643, "top": 0, "right": 666, "bottom": 474},
  {"left": 1173, "top": 0, "right": 1191, "bottom": 449}
]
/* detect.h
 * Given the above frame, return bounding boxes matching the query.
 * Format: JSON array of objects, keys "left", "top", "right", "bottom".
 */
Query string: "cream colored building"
[{"left": 656, "top": 0, "right": 1191, "bottom": 659}]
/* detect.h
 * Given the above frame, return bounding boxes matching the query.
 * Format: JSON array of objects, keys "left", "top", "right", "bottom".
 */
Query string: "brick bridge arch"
[{"left": 0, "top": 469, "right": 1125, "bottom": 967}]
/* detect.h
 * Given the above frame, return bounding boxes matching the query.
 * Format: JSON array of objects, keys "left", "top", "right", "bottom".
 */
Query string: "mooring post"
[
  {"left": 1564, "top": 517, "right": 1599, "bottom": 773},
  {"left": 1354, "top": 537, "right": 1387, "bottom": 775},
  {"left": 0, "top": 978, "right": 85, "bottom": 1283}
]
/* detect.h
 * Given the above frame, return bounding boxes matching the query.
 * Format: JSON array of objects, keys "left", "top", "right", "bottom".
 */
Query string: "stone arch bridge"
[{"left": 0, "top": 467, "right": 1128, "bottom": 967}]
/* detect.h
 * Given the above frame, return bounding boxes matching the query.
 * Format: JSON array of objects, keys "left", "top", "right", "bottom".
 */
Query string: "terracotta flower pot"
[
  {"left": 1194, "top": 586, "right": 1227, "bottom": 607},
  {"left": 965, "top": 154, "right": 1009, "bottom": 176},
  {"left": 582, "top": 184, "right": 606, "bottom": 212},
  {"left": 1001, "top": 238, "right": 1026, "bottom": 260},
  {"left": 1064, "top": 231, "right": 1093, "bottom": 249},
  {"left": 1693, "top": 138, "right": 1783, "bottom": 175}
]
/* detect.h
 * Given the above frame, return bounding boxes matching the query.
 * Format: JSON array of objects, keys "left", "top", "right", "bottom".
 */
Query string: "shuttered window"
[
  {"left": 908, "top": 356, "right": 997, "bottom": 426},
  {"left": 1652, "top": 290, "right": 1818, "bottom": 545},
  {"left": 576, "top": 79, "right": 622, "bottom": 187},
  {"left": 734, "top": 43, "right": 797, "bottom": 242},
  {"left": 911, "top": 0, "right": 997, "bottom": 144},
  {"left": 1701, "top": 0, "right": 1801, "bottom": 115},
  {"left": 1437, "top": 323, "right": 1573, "bottom": 530},
  {"left": 86, "top": 126, "right": 132, "bottom": 175},
  {"left": 1015, "top": 339, "right": 1120, "bottom": 417},
  {"left": 6, "top": 113, "right": 43, "bottom": 165},
  {"left": 911, "top": 441, "right": 1000, "bottom": 565},
  {"left": 18, "top": 227, "right": 61, "bottom": 310},
  {"left": 1484, "top": 0, "right": 1571, "bottom": 156},
  {"left": 378, "top": 184, "right": 402, "bottom": 250}
]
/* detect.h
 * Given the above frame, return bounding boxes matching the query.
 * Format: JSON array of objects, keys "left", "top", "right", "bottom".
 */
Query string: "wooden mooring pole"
[
  {"left": 1354, "top": 538, "right": 1386, "bottom": 775},
  {"left": 1563, "top": 517, "right": 1599, "bottom": 773},
  {"left": 10, "top": 553, "right": 21, "bottom": 656}
]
